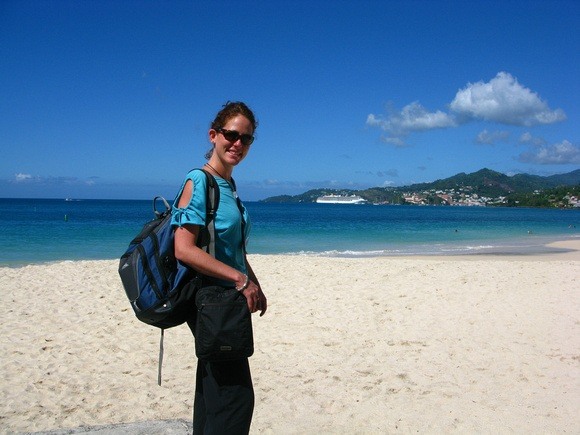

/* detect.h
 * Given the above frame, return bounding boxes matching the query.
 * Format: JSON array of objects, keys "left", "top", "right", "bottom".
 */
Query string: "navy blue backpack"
[
  {"left": 118, "top": 169, "right": 219, "bottom": 329},
  {"left": 119, "top": 169, "right": 219, "bottom": 384}
]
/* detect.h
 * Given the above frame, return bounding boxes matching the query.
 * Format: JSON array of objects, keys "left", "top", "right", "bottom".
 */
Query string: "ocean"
[{"left": 1, "top": 198, "right": 578, "bottom": 266}]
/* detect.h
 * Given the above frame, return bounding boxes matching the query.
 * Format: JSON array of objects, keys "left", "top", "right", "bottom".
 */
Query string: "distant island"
[{"left": 261, "top": 168, "right": 580, "bottom": 208}]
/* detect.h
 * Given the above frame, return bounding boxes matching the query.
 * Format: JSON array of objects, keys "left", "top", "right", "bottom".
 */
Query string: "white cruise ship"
[{"left": 316, "top": 194, "right": 367, "bottom": 204}]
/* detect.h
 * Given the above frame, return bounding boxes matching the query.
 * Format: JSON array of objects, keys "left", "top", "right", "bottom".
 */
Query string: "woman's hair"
[{"left": 205, "top": 101, "right": 258, "bottom": 159}]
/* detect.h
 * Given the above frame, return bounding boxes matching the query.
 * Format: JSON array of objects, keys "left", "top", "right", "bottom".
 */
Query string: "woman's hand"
[{"left": 242, "top": 280, "right": 267, "bottom": 316}]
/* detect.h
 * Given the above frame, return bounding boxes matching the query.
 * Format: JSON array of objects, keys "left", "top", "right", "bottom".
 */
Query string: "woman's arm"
[
  {"left": 174, "top": 224, "right": 245, "bottom": 284},
  {"left": 245, "top": 256, "right": 267, "bottom": 316},
  {"left": 173, "top": 179, "right": 246, "bottom": 286},
  {"left": 173, "top": 179, "right": 265, "bottom": 314}
]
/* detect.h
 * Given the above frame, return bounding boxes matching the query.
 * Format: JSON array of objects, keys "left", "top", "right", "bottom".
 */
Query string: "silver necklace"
[
  {"left": 205, "top": 163, "right": 237, "bottom": 197},
  {"left": 205, "top": 163, "right": 227, "bottom": 180}
]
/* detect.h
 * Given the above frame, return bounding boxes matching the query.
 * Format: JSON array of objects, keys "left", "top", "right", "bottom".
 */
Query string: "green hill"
[{"left": 261, "top": 168, "right": 580, "bottom": 207}]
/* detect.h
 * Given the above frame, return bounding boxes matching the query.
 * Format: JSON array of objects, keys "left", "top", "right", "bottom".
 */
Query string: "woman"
[{"left": 171, "top": 101, "right": 267, "bottom": 434}]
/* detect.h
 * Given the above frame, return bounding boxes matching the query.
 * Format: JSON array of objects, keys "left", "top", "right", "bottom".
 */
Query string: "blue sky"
[{"left": 1, "top": 0, "right": 578, "bottom": 200}]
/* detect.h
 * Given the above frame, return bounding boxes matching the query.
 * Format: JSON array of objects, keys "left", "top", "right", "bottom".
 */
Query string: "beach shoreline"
[
  {"left": 2, "top": 236, "right": 579, "bottom": 269},
  {"left": 1, "top": 242, "right": 578, "bottom": 433}
]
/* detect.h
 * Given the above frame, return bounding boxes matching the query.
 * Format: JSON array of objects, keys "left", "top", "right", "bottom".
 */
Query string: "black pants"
[
  {"left": 193, "top": 358, "right": 254, "bottom": 435},
  {"left": 188, "top": 310, "right": 254, "bottom": 435}
]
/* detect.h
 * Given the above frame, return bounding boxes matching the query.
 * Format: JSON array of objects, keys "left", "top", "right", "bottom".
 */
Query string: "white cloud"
[
  {"left": 380, "top": 136, "right": 407, "bottom": 148},
  {"left": 475, "top": 129, "right": 510, "bottom": 145},
  {"left": 519, "top": 132, "right": 547, "bottom": 146},
  {"left": 14, "top": 173, "right": 33, "bottom": 182},
  {"left": 367, "top": 72, "right": 567, "bottom": 148},
  {"left": 10, "top": 173, "right": 101, "bottom": 187},
  {"left": 367, "top": 102, "right": 456, "bottom": 137},
  {"left": 518, "top": 140, "right": 580, "bottom": 165},
  {"left": 449, "top": 72, "right": 566, "bottom": 126}
]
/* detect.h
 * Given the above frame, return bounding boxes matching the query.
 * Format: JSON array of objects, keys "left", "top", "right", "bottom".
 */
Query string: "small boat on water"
[{"left": 316, "top": 194, "right": 367, "bottom": 204}]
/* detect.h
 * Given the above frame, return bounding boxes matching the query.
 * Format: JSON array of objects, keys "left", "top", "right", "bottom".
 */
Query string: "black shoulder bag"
[{"left": 194, "top": 177, "right": 254, "bottom": 361}]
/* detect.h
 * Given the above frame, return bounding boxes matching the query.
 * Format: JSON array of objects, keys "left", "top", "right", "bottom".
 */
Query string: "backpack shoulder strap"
[
  {"left": 158, "top": 168, "right": 219, "bottom": 386},
  {"left": 229, "top": 177, "right": 247, "bottom": 254},
  {"left": 197, "top": 168, "right": 219, "bottom": 257}
]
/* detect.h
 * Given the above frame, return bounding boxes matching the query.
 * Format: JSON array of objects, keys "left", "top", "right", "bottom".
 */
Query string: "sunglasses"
[{"left": 217, "top": 128, "right": 254, "bottom": 146}]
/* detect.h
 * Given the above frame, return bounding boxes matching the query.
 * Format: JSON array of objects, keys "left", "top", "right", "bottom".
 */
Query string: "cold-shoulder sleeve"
[{"left": 171, "top": 169, "right": 207, "bottom": 228}]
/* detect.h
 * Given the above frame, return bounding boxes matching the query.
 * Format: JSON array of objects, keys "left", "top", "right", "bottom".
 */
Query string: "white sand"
[{"left": 1, "top": 244, "right": 579, "bottom": 433}]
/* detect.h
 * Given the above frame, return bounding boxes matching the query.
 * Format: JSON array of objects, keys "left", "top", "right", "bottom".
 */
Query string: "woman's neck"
[{"left": 204, "top": 161, "right": 232, "bottom": 181}]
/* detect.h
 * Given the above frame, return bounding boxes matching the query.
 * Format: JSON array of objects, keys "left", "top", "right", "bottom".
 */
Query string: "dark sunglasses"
[{"left": 217, "top": 128, "right": 254, "bottom": 146}]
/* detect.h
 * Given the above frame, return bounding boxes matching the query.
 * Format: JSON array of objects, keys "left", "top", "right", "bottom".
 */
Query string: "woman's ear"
[{"left": 208, "top": 129, "right": 217, "bottom": 142}]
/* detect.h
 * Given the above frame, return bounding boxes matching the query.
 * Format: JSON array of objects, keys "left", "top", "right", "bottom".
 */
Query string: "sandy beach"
[{"left": 1, "top": 242, "right": 579, "bottom": 434}]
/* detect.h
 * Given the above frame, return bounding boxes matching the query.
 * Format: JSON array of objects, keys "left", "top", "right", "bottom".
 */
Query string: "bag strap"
[
  {"left": 199, "top": 168, "right": 219, "bottom": 257},
  {"left": 229, "top": 177, "right": 247, "bottom": 254}
]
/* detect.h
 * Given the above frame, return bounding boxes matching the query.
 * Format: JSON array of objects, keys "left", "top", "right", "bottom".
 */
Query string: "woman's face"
[{"left": 209, "top": 114, "right": 254, "bottom": 167}]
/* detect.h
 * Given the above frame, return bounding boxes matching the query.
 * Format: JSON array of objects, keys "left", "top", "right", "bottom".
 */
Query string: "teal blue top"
[{"left": 171, "top": 169, "right": 250, "bottom": 284}]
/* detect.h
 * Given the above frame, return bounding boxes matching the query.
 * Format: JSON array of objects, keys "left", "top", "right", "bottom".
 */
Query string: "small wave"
[
  {"left": 440, "top": 245, "right": 495, "bottom": 252},
  {"left": 283, "top": 249, "right": 402, "bottom": 257},
  {"left": 275, "top": 239, "right": 572, "bottom": 257}
]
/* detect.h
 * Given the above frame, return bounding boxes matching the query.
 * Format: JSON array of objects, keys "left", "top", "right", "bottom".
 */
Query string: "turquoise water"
[
  {"left": 248, "top": 202, "right": 579, "bottom": 256},
  {"left": 0, "top": 198, "right": 578, "bottom": 266}
]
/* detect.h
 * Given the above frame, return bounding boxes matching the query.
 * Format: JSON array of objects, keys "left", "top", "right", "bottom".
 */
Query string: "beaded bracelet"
[{"left": 236, "top": 274, "right": 250, "bottom": 292}]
